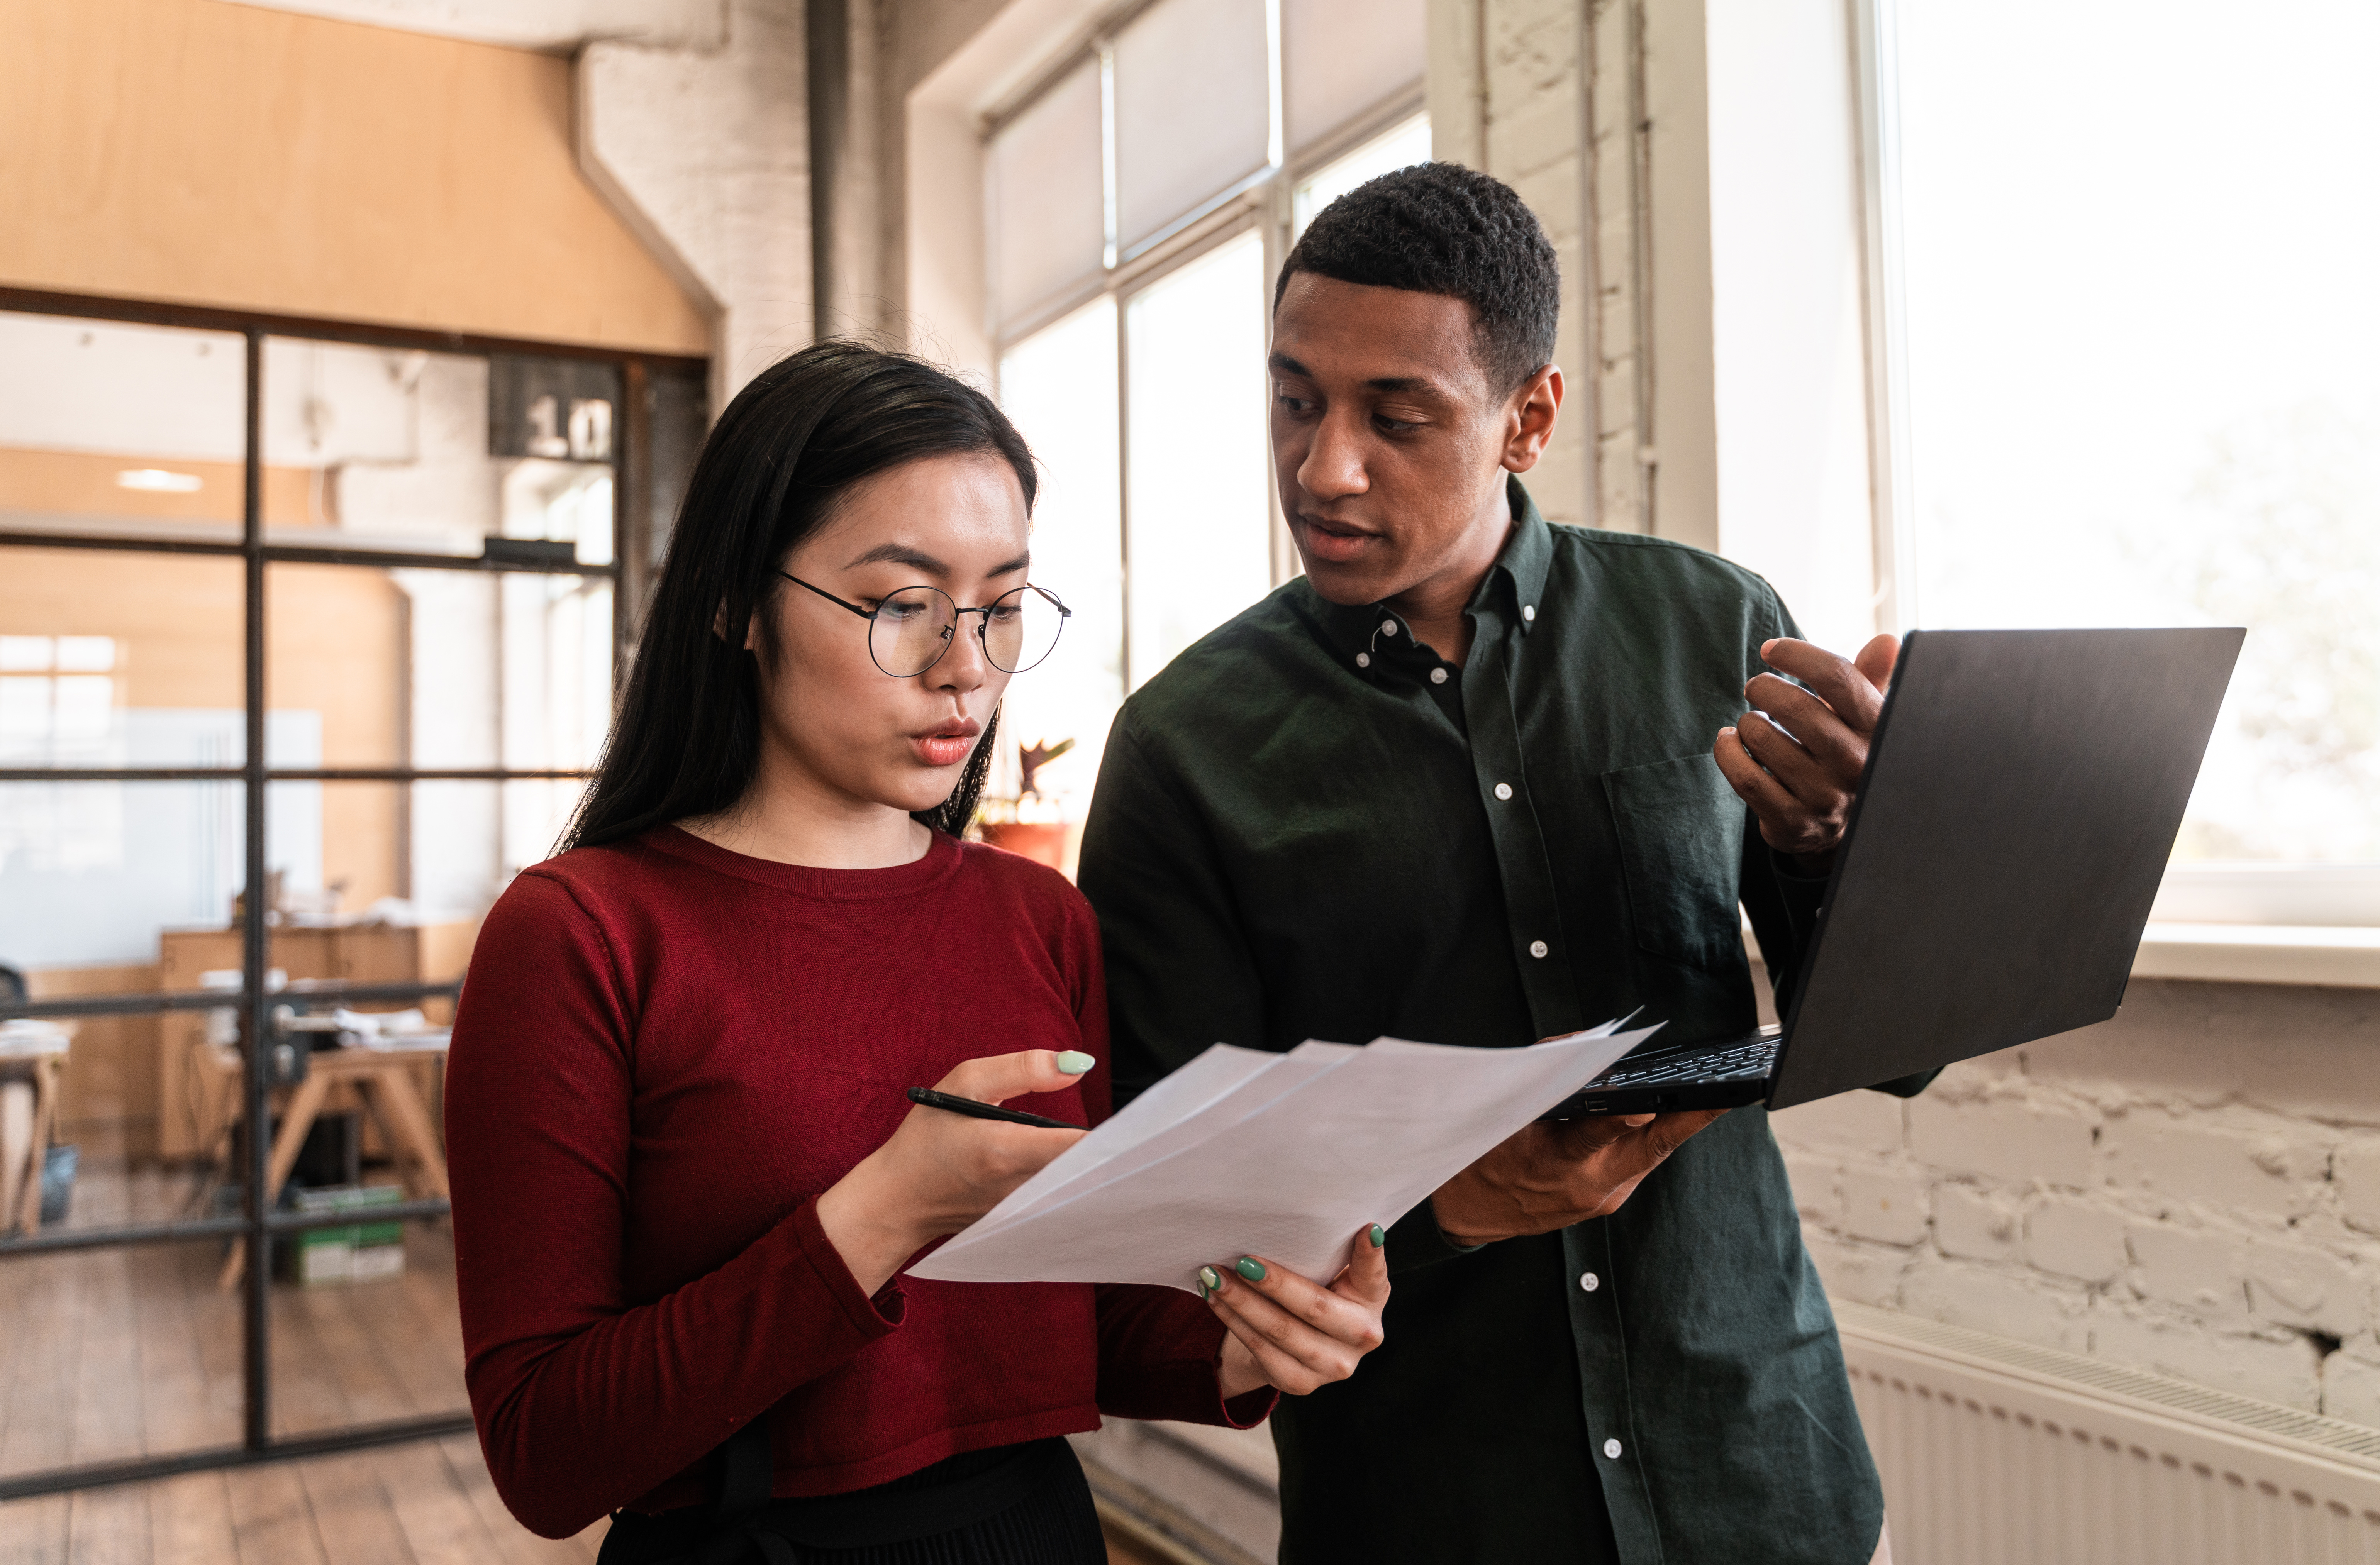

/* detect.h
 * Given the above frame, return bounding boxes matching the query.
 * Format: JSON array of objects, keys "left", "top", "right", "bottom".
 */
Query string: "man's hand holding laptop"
[{"left": 1430, "top": 632, "right": 1901, "bottom": 1245}]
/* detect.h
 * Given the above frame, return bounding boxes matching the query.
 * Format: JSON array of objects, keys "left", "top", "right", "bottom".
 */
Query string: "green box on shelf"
[{"left": 285, "top": 1184, "right": 407, "bottom": 1287}]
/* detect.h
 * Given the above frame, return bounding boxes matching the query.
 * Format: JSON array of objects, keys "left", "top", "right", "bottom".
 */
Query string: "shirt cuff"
[
  {"left": 782, "top": 1197, "right": 907, "bottom": 1337},
  {"left": 1382, "top": 1200, "right": 1485, "bottom": 1278}
]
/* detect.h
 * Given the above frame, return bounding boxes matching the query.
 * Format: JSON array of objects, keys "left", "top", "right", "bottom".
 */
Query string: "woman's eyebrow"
[
  {"left": 844, "top": 542, "right": 949, "bottom": 573},
  {"left": 988, "top": 554, "right": 1031, "bottom": 576}
]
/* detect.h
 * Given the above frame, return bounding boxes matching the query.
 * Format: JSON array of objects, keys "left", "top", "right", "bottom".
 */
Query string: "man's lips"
[
  {"left": 1294, "top": 514, "right": 1381, "bottom": 566},
  {"left": 915, "top": 719, "right": 980, "bottom": 768}
]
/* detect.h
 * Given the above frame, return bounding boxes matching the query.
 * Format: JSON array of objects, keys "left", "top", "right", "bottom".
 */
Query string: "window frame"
[
  {"left": 0, "top": 283, "right": 703, "bottom": 1499},
  {"left": 1846, "top": 0, "right": 2380, "bottom": 936}
]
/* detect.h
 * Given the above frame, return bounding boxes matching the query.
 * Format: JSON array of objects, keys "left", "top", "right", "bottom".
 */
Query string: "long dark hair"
[{"left": 563, "top": 342, "right": 1037, "bottom": 851}]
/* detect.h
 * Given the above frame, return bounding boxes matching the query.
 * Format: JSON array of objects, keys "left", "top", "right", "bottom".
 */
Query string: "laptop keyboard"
[{"left": 1590, "top": 1035, "right": 1781, "bottom": 1091}]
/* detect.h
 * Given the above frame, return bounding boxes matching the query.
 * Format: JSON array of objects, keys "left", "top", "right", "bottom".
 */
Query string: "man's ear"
[{"left": 1500, "top": 364, "right": 1564, "bottom": 474}]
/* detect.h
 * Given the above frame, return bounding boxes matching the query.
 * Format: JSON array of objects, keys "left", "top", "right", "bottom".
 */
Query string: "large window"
[
  {"left": 1873, "top": 0, "right": 2380, "bottom": 924},
  {"left": 980, "top": 0, "right": 1428, "bottom": 847},
  {"left": 0, "top": 290, "right": 701, "bottom": 1496}
]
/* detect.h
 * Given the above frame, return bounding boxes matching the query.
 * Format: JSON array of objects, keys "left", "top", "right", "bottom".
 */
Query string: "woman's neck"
[{"left": 679, "top": 749, "right": 931, "bottom": 870}]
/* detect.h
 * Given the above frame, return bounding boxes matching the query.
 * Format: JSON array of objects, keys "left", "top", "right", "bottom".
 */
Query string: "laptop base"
[{"left": 1539, "top": 1029, "right": 1781, "bottom": 1119}]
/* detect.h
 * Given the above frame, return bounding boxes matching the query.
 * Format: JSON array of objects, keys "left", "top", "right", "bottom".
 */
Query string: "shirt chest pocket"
[{"left": 1601, "top": 753, "right": 1748, "bottom": 972}]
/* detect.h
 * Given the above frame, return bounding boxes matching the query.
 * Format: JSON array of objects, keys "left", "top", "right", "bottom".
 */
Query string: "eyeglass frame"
[{"left": 777, "top": 572, "right": 1073, "bottom": 678}]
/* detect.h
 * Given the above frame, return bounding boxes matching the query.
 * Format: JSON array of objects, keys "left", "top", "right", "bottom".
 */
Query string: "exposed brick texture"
[{"left": 1768, "top": 978, "right": 2380, "bottom": 1425}]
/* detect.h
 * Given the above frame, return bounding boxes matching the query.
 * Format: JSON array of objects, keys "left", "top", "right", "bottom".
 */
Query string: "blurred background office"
[{"left": 0, "top": 1, "right": 2373, "bottom": 1562}]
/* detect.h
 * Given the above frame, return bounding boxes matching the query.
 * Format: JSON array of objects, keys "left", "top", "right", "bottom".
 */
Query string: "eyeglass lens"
[{"left": 870, "top": 586, "right": 1065, "bottom": 678}]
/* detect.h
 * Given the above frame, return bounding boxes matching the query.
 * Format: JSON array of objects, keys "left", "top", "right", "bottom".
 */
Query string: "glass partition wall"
[{"left": 0, "top": 288, "right": 703, "bottom": 1496}]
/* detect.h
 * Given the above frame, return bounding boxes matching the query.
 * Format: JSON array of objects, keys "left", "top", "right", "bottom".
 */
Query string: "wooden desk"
[
  {"left": 1, "top": 1031, "right": 72, "bottom": 1236},
  {"left": 216, "top": 1042, "right": 450, "bottom": 1289},
  {"left": 157, "top": 921, "right": 473, "bottom": 1164}
]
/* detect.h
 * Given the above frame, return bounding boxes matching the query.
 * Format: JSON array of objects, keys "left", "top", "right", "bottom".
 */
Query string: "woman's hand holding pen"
[
  {"left": 1205, "top": 1227, "right": 1390, "bottom": 1399},
  {"left": 816, "top": 1050, "right": 1090, "bottom": 1295}
]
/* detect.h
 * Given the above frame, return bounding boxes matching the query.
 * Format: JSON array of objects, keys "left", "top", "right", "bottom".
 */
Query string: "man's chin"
[{"left": 1292, "top": 541, "right": 1404, "bottom": 606}]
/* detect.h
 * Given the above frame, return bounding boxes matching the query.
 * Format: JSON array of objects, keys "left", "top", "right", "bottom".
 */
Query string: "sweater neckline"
[{"left": 644, "top": 823, "right": 962, "bottom": 899}]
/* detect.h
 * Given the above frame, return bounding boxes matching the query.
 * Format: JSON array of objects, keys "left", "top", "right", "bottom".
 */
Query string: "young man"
[{"left": 1077, "top": 163, "right": 1918, "bottom": 1563}]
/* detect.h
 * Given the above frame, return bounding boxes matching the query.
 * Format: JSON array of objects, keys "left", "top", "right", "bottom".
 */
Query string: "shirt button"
[
  {"left": 1529, "top": 940, "right": 1549, "bottom": 959},
  {"left": 1603, "top": 1438, "right": 1623, "bottom": 1460},
  {"left": 1380, "top": 620, "right": 1399, "bottom": 636},
  {"left": 1355, "top": 652, "right": 1370, "bottom": 668},
  {"left": 1493, "top": 782, "right": 1513, "bottom": 801},
  {"left": 1579, "top": 1272, "right": 1599, "bottom": 1292},
  {"left": 1522, "top": 605, "right": 1537, "bottom": 623},
  {"left": 1429, "top": 667, "right": 1448, "bottom": 685}
]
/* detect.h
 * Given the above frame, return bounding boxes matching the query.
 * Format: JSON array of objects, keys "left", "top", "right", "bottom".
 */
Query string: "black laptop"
[{"left": 1546, "top": 625, "right": 2243, "bottom": 1118}]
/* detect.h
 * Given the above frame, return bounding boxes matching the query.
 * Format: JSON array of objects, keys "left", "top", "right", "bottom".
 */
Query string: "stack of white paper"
[{"left": 907, "top": 1020, "right": 1661, "bottom": 1294}]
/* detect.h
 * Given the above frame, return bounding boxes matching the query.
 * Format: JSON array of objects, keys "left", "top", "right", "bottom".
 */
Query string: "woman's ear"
[{"left": 712, "top": 601, "right": 756, "bottom": 650}]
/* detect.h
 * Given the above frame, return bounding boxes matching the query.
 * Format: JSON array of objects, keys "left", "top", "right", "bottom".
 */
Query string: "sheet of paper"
[{"left": 909, "top": 1021, "right": 1661, "bottom": 1292}]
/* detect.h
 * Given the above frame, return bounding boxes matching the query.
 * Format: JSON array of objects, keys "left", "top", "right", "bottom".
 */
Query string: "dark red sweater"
[{"left": 444, "top": 827, "right": 1269, "bottom": 1539}]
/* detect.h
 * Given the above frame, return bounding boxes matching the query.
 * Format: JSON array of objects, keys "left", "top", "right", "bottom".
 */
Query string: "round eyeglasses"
[{"left": 779, "top": 573, "right": 1072, "bottom": 679}]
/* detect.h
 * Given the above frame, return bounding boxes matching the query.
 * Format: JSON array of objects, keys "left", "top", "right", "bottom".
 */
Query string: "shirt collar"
[{"left": 1305, "top": 476, "right": 1553, "bottom": 666}]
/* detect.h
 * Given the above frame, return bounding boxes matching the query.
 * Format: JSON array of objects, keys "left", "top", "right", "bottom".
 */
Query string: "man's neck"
[{"left": 1383, "top": 486, "right": 1517, "bottom": 669}]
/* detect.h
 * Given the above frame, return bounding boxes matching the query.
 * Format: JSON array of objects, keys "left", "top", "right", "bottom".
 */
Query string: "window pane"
[
  {"left": 1283, "top": 0, "right": 1426, "bottom": 156},
  {"left": 1893, "top": 0, "right": 2380, "bottom": 865},
  {"left": 1125, "top": 234, "right": 1273, "bottom": 687},
  {"left": 1292, "top": 113, "right": 1432, "bottom": 237},
  {"left": 0, "top": 548, "right": 247, "bottom": 769},
  {"left": 0, "top": 1242, "right": 244, "bottom": 1475},
  {"left": 991, "top": 61, "right": 1108, "bottom": 335},
  {"left": 996, "top": 298, "right": 1124, "bottom": 842},
  {"left": 260, "top": 339, "right": 618, "bottom": 566},
  {"left": 266, "top": 562, "right": 613, "bottom": 771},
  {"left": 1114, "top": 0, "right": 1273, "bottom": 255},
  {"left": 0, "top": 311, "right": 246, "bottom": 544}
]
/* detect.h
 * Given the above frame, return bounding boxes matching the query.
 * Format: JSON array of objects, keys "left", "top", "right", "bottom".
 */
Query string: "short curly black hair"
[{"left": 1274, "top": 161, "right": 1560, "bottom": 394}]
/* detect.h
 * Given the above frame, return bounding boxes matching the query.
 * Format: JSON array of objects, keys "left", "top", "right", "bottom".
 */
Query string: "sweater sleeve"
[
  {"left": 444, "top": 870, "right": 902, "bottom": 1539},
  {"left": 1060, "top": 889, "right": 1278, "bottom": 1430}
]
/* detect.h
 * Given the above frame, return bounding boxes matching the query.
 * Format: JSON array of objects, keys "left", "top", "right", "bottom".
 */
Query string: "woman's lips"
[
  {"left": 916, "top": 723, "right": 979, "bottom": 767},
  {"left": 1295, "top": 515, "right": 1378, "bottom": 566}
]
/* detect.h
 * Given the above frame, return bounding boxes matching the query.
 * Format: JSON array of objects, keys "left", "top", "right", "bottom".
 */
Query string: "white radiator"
[{"left": 1835, "top": 1302, "right": 2380, "bottom": 1565}]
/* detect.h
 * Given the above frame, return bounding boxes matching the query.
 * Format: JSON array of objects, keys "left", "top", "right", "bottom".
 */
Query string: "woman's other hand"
[
  {"left": 1206, "top": 1226, "right": 1390, "bottom": 1399},
  {"left": 817, "top": 1049, "right": 1089, "bottom": 1293}
]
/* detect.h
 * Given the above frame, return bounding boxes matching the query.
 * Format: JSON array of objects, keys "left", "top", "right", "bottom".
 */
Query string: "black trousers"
[{"left": 595, "top": 1434, "right": 1108, "bottom": 1565}]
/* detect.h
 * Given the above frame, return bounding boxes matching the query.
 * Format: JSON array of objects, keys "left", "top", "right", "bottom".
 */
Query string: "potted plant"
[{"left": 976, "top": 737, "right": 1075, "bottom": 871}]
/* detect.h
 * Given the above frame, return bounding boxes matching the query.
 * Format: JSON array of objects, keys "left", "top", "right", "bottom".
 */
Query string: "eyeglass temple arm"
[{"left": 778, "top": 571, "right": 875, "bottom": 620}]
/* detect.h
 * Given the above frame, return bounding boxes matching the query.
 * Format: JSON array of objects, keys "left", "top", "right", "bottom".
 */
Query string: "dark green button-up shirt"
[{"left": 1077, "top": 481, "right": 1885, "bottom": 1565}]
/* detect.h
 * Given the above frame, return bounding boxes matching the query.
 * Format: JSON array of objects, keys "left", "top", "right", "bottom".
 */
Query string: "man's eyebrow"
[
  {"left": 988, "top": 554, "right": 1031, "bottom": 576},
  {"left": 1266, "top": 352, "right": 1450, "bottom": 399}
]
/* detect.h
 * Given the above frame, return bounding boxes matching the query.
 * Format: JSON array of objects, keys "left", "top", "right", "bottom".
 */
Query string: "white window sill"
[
  {"left": 1742, "top": 921, "right": 2380, "bottom": 990},
  {"left": 2131, "top": 921, "right": 2380, "bottom": 990}
]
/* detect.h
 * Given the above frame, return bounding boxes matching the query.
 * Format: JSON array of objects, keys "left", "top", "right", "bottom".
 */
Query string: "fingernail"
[
  {"left": 1235, "top": 1256, "right": 1266, "bottom": 1282},
  {"left": 1198, "top": 1265, "right": 1223, "bottom": 1295},
  {"left": 1368, "top": 1224, "right": 1387, "bottom": 1248},
  {"left": 1054, "top": 1051, "right": 1094, "bottom": 1075}
]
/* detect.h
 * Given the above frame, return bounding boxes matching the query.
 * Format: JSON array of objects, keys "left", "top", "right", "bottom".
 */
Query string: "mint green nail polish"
[
  {"left": 1198, "top": 1266, "right": 1223, "bottom": 1294},
  {"left": 1055, "top": 1050, "right": 1094, "bottom": 1075},
  {"left": 1235, "top": 1256, "right": 1266, "bottom": 1282},
  {"left": 1369, "top": 1224, "right": 1387, "bottom": 1248}
]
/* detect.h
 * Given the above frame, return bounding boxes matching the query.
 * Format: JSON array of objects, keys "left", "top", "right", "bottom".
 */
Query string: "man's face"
[{"left": 1268, "top": 273, "right": 1553, "bottom": 607}]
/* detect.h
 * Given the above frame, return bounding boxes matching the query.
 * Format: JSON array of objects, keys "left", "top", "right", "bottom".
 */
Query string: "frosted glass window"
[
  {"left": 1292, "top": 113, "right": 1432, "bottom": 237},
  {"left": 990, "top": 61, "right": 1108, "bottom": 332},
  {"left": 1892, "top": 0, "right": 2380, "bottom": 866},
  {"left": 1113, "top": 0, "right": 1273, "bottom": 256},
  {"left": 1125, "top": 234, "right": 1273, "bottom": 685},
  {"left": 1283, "top": 0, "right": 1427, "bottom": 156},
  {"left": 996, "top": 298, "right": 1125, "bottom": 818}
]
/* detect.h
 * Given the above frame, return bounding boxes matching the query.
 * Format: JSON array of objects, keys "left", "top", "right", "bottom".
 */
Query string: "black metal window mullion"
[{"left": 241, "top": 325, "right": 273, "bottom": 1453}]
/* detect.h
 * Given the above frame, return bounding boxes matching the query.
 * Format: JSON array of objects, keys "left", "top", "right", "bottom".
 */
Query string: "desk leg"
[
  {"left": 366, "top": 1068, "right": 450, "bottom": 1202},
  {"left": 18, "top": 1058, "right": 62, "bottom": 1234},
  {"left": 218, "top": 1071, "right": 331, "bottom": 1291}
]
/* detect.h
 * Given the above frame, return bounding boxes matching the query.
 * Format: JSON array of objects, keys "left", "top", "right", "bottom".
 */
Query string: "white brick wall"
[{"left": 1769, "top": 977, "right": 2380, "bottom": 1425}]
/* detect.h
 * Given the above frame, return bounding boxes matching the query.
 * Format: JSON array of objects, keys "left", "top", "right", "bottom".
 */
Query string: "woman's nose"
[{"left": 931, "top": 615, "right": 991, "bottom": 690}]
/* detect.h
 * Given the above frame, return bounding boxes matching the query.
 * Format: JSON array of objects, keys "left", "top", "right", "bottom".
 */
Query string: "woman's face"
[{"left": 752, "top": 452, "right": 1031, "bottom": 818}]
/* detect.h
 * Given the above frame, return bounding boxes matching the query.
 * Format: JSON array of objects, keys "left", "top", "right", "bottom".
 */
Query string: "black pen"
[{"left": 906, "top": 1087, "right": 1081, "bottom": 1130}]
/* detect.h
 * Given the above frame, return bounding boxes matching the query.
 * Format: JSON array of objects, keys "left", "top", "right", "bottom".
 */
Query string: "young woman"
[{"left": 444, "top": 343, "right": 1388, "bottom": 1563}]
